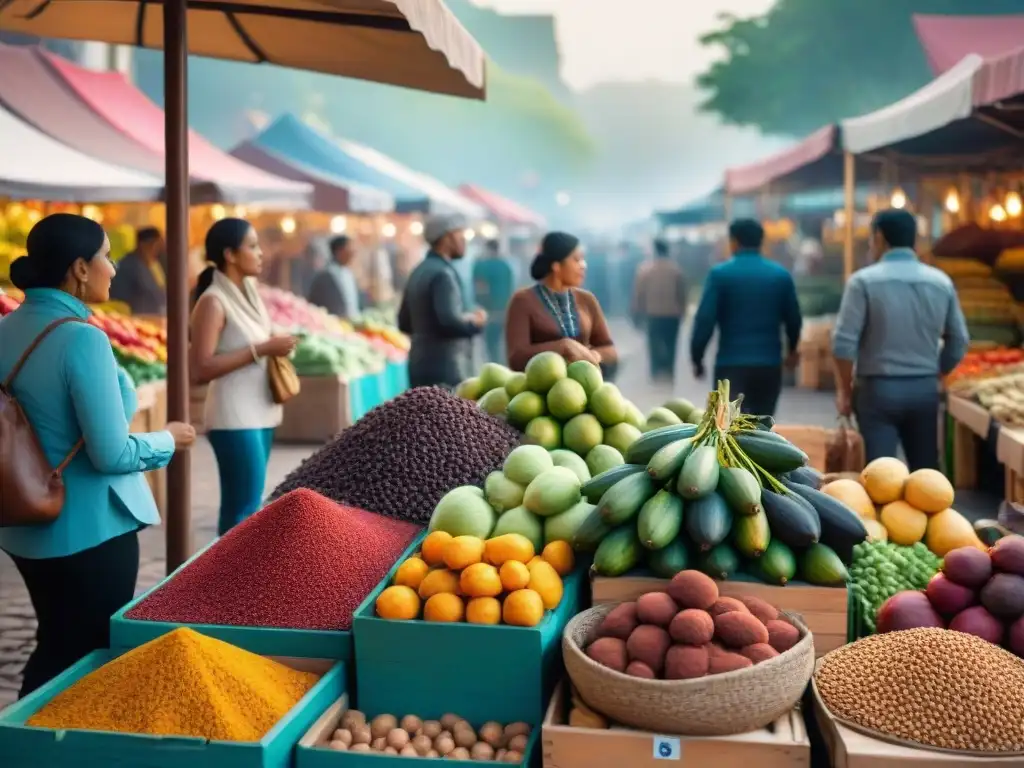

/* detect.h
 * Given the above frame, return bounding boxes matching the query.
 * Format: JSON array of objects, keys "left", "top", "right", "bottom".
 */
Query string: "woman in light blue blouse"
[{"left": 0, "top": 214, "right": 195, "bottom": 697}]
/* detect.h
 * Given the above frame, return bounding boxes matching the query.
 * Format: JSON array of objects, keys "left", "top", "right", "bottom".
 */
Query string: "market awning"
[
  {"left": 0, "top": 0, "right": 486, "bottom": 100},
  {"left": 723, "top": 126, "right": 881, "bottom": 195},
  {"left": 972, "top": 44, "right": 1024, "bottom": 106},
  {"left": 336, "top": 138, "right": 484, "bottom": 218},
  {"left": 842, "top": 55, "right": 982, "bottom": 155},
  {"left": 41, "top": 50, "right": 312, "bottom": 207},
  {"left": 457, "top": 184, "right": 545, "bottom": 227},
  {"left": 231, "top": 142, "right": 395, "bottom": 214},
  {"left": 913, "top": 14, "right": 1024, "bottom": 75},
  {"left": 0, "top": 101, "right": 161, "bottom": 202}
]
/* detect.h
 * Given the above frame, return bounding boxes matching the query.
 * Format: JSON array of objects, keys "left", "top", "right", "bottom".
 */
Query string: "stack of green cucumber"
[{"left": 574, "top": 381, "right": 869, "bottom": 587}]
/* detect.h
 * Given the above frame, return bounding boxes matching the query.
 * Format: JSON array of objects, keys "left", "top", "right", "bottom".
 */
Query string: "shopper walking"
[
  {"left": 506, "top": 232, "right": 617, "bottom": 375},
  {"left": 632, "top": 238, "right": 688, "bottom": 381},
  {"left": 833, "top": 209, "right": 969, "bottom": 470},
  {"left": 108, "top": 226, "right": 167, "bottom": 315},
  {"left": 190, "top": 218, "right": 298, "bottom": 535},
  {"left": 0, "top": 213, "right": 193, "bottom": 697},
  {"left": 473, "top": 239, "right": 516, "bottom": 363},
  {"left": 307, "top": 234, "right": 360, "bottom": 319},
  {"left": 397, "top": 215, "right": 485, "bottom": 388},
  {"left": 690, "top": 218, "right": 802, "bottom": 417}
]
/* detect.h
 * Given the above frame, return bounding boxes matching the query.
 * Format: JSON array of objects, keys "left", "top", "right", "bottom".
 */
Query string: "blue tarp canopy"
[{"left": 237, "top": 114, "right": 482, "bottom": 217}]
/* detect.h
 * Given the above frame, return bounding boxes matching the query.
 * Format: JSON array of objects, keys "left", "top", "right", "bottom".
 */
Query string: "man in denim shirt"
[{"left": 832, "top": 209, "right": 969, "bottom": 469}]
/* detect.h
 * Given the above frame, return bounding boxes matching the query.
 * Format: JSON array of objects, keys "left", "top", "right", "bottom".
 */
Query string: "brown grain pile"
[{"left": 815, "top": 628, "right": 1024, "bottom": 754}]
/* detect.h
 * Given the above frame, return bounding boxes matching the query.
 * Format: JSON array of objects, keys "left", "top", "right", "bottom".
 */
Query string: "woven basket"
[{"left": 563, "top": 602, "right": 814, "bottom": 736}]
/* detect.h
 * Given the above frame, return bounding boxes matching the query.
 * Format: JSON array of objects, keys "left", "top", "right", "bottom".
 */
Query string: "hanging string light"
[
  {"left": 1005, "top": 191, "right": 1022, "bottom": 218},
  {"left": 990, "top": 204, "right": 1008, "bottom": 223},
  {"left": 280, "top": 216, "right": 297, "bottom": 234},
  {"left": 890, "top": 187, "right": 907, "bottom": 209},
  {"left": 329, "top": 216, "right": 347, "bottom": 234},
  {"left": 944, "top": 188, "right": 961, "bottom": 214}
]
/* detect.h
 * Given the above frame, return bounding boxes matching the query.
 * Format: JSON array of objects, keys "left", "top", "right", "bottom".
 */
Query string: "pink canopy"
[
  {"left": 458, "top": 184, "right": 545, "bottom": 227},
  {"left": 972, "top": 43, "right": 1024, "bottom": 106},
  {"left": 913, "top": 14, "right": 1024, "bottom": 75},
  {"left": 724, "top": 125, "right": 837, "bottom": 195},
  {"left": 40, "top": 50, "right": 310, "bottom": 206}
]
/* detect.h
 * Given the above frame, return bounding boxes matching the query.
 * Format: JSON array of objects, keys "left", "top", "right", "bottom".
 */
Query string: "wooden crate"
[
  {"left": 812, "top": 680, "right": 1014, "bottom": 768},
  {"left": 592, "top": 575, "right": 848, "bottom": 657},
  {"left": 276, "top": 376, "right": 353, "bottom": 444},
  {"left": 774, "top": 425, "right": 831, "bottom": 473},
  {"left": 130, "top": 381, "right": 167, "bottom": 517},
  {"left": 543, "top": 680, "right": 809, "bottom": 768}
]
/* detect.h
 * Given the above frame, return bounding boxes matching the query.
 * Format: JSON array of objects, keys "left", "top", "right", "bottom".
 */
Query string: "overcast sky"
[{"left": 472, "top": 0, "right": 776, "bottom": 89}]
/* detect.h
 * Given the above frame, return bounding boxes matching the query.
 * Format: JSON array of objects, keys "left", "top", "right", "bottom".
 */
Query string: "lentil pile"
[
  {"left": 125, "top": 489, "right": 420, "bottom": 630},
  {"left": 815, "top": 628, "right": 1024, "bottom": 754},
  {"left": 27, "top": 628, "right": 320, "bottom": 741},
  {"left": 271, "top": 387, "right": 521, "bottom": 524}
]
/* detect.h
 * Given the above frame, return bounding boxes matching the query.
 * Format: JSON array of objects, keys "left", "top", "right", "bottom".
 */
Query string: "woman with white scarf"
[{"left": 190, "top": 219, "right": 298, "bottom": 535}]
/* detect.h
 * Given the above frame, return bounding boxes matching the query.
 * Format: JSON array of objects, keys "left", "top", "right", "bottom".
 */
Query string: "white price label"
[{"left": 652, "top": 735, "right": 681, "bottom": 760}]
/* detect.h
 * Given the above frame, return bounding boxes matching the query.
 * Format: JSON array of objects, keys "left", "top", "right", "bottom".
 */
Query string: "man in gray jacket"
[
  {"left": 398, "top": 215, "right": 486, "bottom": 388},
  {"left": 307, "top": 235, "right": 360, "bottom": 319}
]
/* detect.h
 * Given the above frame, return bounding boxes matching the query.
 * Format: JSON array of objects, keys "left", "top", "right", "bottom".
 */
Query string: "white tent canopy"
[
  {"left": 841, "top": 54, "right": 983, "bottom": 155},
  {"left": 0, "top": 102, "right": 161, "bottom": 202},
  {"left": 335, "top": 137, "right": 486, "bottom": 219}
]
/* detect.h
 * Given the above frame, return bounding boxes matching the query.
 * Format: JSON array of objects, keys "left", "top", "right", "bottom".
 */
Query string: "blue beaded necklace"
[{"left": 535, "top": 283, "right": 579, "bottom": 340}]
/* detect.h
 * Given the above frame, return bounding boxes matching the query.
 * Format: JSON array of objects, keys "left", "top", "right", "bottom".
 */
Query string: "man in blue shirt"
[
  {"left": 690, "top": 219, "right": 802, "bottom": 416},
  {"left": 833, "top": 209, "right": 969, "bottom": 470},
  {"left": 472, "top": 239, "right": 516, "bottom": 363}
]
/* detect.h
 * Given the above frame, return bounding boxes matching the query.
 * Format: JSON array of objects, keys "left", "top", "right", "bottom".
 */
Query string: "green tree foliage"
[{"left": 695, "top": 0, "right": 1024, "bottom": 136}]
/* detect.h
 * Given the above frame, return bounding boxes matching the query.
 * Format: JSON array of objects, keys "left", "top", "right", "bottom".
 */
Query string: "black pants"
[
  {"left": 646, "top": 316, "right": 681, "bottom": 378},
  {"left": 9, "top": 529, "right": 139, "bottom": 698},
  {"left": 714, "top": 365, "right": 783, "bottom": 417},
  {"left": 854, "top": 376, "right": 940, "bottom": 471}
]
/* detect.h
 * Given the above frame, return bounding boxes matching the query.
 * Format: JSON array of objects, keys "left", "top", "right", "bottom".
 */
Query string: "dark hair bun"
[
  {"left": 530, "top": 254, "right": 551, "bottom": 281},
  {"left": 9, "top": 256, "right": 38, "bottom": 291}
]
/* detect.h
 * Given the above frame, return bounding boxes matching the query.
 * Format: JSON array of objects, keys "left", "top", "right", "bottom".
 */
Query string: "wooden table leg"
[{"left": 952, "top": 421, "right": 978, "bottom": 490}]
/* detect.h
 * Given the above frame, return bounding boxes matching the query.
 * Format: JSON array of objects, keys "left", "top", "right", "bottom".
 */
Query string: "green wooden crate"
[
  {"left": 352, "top": 560, "right": 586, "bottom": 727},
  {"left": 0, "top": 649, "right": 345, "bottom": 768}
]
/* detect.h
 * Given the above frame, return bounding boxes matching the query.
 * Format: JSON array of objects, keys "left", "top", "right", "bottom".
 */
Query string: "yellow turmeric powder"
[{"left": 27, "top": 628, "right": 320, "bottom": 742}]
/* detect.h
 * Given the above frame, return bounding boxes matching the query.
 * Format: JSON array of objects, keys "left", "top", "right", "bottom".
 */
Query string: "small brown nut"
[
  {"left": 388, "top": 729, "right": 410, "bottom": 750},
  {"left": 507, "top": 734, "right": 528, "bottom": 752},
  {"left": 327, "top": 740, "right": 348, "bottom": 751},
  {"left": 400, "top": 745, "right": 419, "bottom": 756},
  {"left": 384, "top": 746, "right": 398, "bottom": 755},
  {"left": 351, "top": 724, "right": 372, "bottom": 745},
  {"left": 450, "top": 746, "right": 471, "bottom": 760},
  {"left": 371, "top": 737, "right": 387, "bottom": 751},
  {"left": 478, "top": 721, "right": 505, "bottom": 748},
  {"left": 471, "top": 741, "right": 496, "bottom": 760},
  {"left": 454, "top": 726, "right": 477, "bottom": 749},
  {"left": 440, "top": 713, "right": 461, "bottom": 731},
  {"left": 349, "top": 743, "right": 372, "bottom": 753},
  {"left": 420, "top": 720, "right": 443, "bottom": 739},
  {"left": 341, "top": 710, "right": 367, "bottom": 730},
  {"left": 401, "top": 715, "right": 423, "bottom": 734},
  {"left": 426, "top": 750, "right": 440, "bottom": 758},
  {"left": 503, "top": 722, "right": 531, "bottom": 740},
  {"left": 331, "top": 728, "right": 353, "bottom": 746},
  {"left": 502, "top": 751, "right": 522, "bottom": 764},
  {"left": 371, "top": 714, "right": 398, "bottom": 740},
  {"left": 435, "top": 734, "right": 455, "bottom": 755},
  {"left": 412, "top": 734, "right": 433, "bottom": 755}
]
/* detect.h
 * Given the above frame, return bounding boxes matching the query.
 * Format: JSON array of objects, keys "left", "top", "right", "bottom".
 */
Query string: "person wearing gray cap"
[{"left": 398, "top": 214, "right": 486, "bottom": 388}]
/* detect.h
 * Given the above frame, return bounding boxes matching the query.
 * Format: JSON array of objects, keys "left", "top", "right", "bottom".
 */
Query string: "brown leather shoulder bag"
[{"left": 0, "top": 317, "right": 85, "bottom": 528}]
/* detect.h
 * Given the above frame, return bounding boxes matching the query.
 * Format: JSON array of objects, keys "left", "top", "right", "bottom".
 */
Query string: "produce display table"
[
  {"left": 592, "top": 573, "right": 849, "bottom": 658},
  {"left": 542, "top": 681, "right": 809, "bottom": 768},
  {"left": 946, "top": 394, "right": 992, "bottom": 491},
  {"left": 996, "top": 425, "right": 1024, "bottom": 504},
  {"left": 130, "top": 380, "right": 167, "bottom": 517}
]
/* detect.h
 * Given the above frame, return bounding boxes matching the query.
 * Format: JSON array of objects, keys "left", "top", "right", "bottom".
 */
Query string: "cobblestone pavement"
[{"left": 0, "top": 320, "right": 836, "bottom": 709}]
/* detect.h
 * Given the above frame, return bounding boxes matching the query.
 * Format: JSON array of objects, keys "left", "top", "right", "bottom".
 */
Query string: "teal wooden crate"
[
  {"left": 0, "top": 650, "right": 346, "bottom": 768},
  {"left": 111, "top": 542, "right": 353, "bottom": 661},
  {"left": 383, "top": 361, "right": 408, "bottom": 400},
  {"left": 353, "top": 561, "right": 585, "bottom": 727},
  {"left": 350, "top": 371, "right": 386, "bottom": 421},
  {"left": 296, "top": 695, "right": 540, "bottom": 768}
]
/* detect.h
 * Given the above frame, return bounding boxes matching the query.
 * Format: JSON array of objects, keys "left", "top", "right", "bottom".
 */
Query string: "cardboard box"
[
  {"left": 297, "top": 695, "right": 539, "bottom": 767},
  {"left": 542, "top": 681, "right": 809, "bottom": 768},
  {"left": 0, "top": 652, "right": 345, "bottom": 768},
  {"left": 591, "top": 573, "right": 848, "bottom": 657},
  {"left": 277, "top": 375, "right": 354, "bottom": 443},
  {"left": 812, "top": 680, "right": 1014, "bottom": 768}
]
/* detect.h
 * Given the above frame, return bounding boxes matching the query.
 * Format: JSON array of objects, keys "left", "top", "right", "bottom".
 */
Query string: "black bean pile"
[{"left": 271, "top": 387, "right": 521, "bottom": 524}]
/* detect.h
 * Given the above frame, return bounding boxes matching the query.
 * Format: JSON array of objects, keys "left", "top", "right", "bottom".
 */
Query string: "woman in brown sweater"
[{"left": 505, "top": 232, "right": 617, "bottom": 373}]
